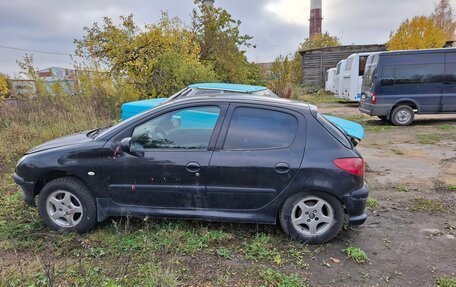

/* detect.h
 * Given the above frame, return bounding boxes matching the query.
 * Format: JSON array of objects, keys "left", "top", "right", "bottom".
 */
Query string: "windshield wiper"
[{"left": 87, "top": 126, "right": 111, "bottom": 139}]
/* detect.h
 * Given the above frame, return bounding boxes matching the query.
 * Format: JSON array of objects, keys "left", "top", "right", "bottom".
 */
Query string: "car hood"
[
  {"left": 26, "top": 132, "right": 92, "bottom": 154},
  {"left": 323, "top": 115, "right": 365, "bottom": 141}
]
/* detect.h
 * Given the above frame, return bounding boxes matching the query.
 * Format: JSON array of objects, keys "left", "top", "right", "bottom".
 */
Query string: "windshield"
[
  {"left": 164, "top": 87, "right": 193, "bottom": 103},
  {"left": 94, "top": 102, "right": 171, "bottom": 139}
]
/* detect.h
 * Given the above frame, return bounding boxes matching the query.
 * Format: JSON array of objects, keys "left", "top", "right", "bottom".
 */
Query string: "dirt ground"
[{"left": 304, "top": 103, "right": 456, "bottom": 287}]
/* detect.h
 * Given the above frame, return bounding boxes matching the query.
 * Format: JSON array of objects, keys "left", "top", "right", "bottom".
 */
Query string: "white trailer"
[
  {"left": 325, "top": 68, "right": 337, "bottom": 93},
  {"left": 334, "top": 59, "right": 346, "bottom": 98},
  {"left": 341, "top": 52, "right": 381, "bottom": 101}
]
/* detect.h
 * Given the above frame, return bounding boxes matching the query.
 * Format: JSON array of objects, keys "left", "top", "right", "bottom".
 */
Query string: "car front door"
[
  {"left": 101, "top": 104, "right": 226, "bottom": 208},
  {"left": 205, "top": 104, "right": 306, "bottom": 210}
]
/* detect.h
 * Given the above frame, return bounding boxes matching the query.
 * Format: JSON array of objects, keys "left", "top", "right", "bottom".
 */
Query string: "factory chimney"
[
  {"left": 203, "top": 0, "right": 214, "bottom": 8},
  {"left": 309, "top": 0, "right": 323, "bottom": 37}
]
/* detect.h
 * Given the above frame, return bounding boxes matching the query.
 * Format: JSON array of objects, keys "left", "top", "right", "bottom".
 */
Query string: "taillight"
[
  {"left": 333, "top": 158, "right": 365, "bottom": 177},
  {"left": 371, "top": 92, "right": 377, "bottom": 105}
]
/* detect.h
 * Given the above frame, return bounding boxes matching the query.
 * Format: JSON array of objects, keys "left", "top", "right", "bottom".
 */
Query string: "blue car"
[{"left": 121, "top": 83, "right": 278, "bottom": 121}]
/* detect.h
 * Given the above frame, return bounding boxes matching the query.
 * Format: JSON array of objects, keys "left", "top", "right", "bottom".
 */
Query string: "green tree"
[
  {"left": 431, "top": 0, "right": 455, "bottom": 40},
  {"left": 16, "top": 54, "right": 48, "bottom": 97},
  {"left": 268, "top": 55, "right": 294, "bottom": 98},
  {"left": 387, "top": 16, "right": 446, "bottom": 50},
  {"left": 299, "top": 32, "right": 341, "bottom": 51},
  {"left": 192, "top": 0, "right": 262, "bottom": 84},
  {"left": 0, "top": 74, "right": 10, "bottom": 101},
  {"left": 75, "top": 13, "right": 217, "bottom": 102}
]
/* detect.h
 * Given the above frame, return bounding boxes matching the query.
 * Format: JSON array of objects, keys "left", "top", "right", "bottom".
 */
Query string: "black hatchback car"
[{"left": 14, "top": 95, "right": 368, "bottom": 244}]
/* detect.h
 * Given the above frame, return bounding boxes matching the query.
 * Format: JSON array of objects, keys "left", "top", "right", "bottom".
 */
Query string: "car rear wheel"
[
  {"left": 38, "top": 177, "right": 97, "bottom": 232},
  {"left": 279, "top": 191, "right": 344, "bottom": 244},
  {"left": 390, "top": 105, "right": 414, "bottom": 126}
]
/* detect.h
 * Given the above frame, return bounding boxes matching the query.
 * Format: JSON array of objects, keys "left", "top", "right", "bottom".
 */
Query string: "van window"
[
  {"left": 380, "top": 66, "right": 395, "bottom": 86},
  {"left": 395, "top": 64, "right": 444, "bottom": 84},
  {"left": 363, "top": 66, "right": 377, "bottom": 87},
  {"left": 445, "top": 63, "right": 456, "bottom": 82},
  {"left": 359, "top": 56, "right": 368, "bottom": 76},
  {"left": 345, "top": 58, "right": 354, "bottom": 71}
]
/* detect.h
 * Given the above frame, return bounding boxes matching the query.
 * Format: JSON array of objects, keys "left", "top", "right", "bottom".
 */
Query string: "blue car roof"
[{"left": 188, "top": 83, "right": 267, "bottom": 93}]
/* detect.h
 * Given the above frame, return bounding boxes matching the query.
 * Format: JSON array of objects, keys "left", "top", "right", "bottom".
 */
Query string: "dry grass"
[{"left": 0, "top": 95, "right": 117, "bottom": 168}]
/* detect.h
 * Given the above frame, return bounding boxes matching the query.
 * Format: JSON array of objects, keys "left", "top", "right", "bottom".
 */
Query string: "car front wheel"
[
  {"left": 279, "top": 191, "right": 344, "bottom": 244},
  {"left": 38, "top": 177, "right": 97, "bottom": 232}
]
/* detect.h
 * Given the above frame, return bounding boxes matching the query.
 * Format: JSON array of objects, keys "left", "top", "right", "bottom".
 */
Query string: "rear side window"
[
  {"left": 381, "top": 64, "right": 444, "bottom": 86},
  {"left": 316, "top": 114, "right": 352, "bottom": 149},
  {"left": 380, "top": 66, "right": 395, "bottom": 86},
  {"left": 445, "top": 63, "right": 456, "bottom": 82},
  {"left": 395, "top": 64, "right": 444, "bottom": 84},
  {"left": 223, "top": 107, "right": 298, "bottom": 150}
]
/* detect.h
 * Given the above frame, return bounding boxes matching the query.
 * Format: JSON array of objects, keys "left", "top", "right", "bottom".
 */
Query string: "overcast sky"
[{"left": 1, "top": 0, "right": 454, "bottom": 77}]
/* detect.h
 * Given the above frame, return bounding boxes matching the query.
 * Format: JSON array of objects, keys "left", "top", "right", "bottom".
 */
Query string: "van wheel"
[
  {"left": 391, "top": 105, "right": 414, "bottom": 126},
  {"left": 279, "top": 191, "right": 344, "bottom": 245},
  {"left": 38, "top": 177, "right": 97, "bottom": 232}
]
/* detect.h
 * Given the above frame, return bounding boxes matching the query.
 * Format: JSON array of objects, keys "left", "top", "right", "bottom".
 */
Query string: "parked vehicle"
[
  {"left": 14, "top": 95, "right": 368, "bottom": 244},
  {"left": 325, "top": 68, "right": 337, "bottom": 93},
  {"left": 121, "top": 83, "right": 278, "bottom": 120},
  {"left": 334, "top": 60, "right": 347, "bottom": 98},
  {"left": 342, "top": 52, "right": 380, "bottom": 101},
  {"left": 359, "top": 48, "right": 456, "bottom": 125}
]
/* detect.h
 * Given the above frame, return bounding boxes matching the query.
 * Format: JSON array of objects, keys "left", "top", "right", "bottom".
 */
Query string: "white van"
[
  {"left": 325, "top": 68, "right": 337, "bottom": 93},
  {"left": 334, "top": 60, "right": 347, "bottom": 98},
  {"left": 342, "top": 52, "right": 381, "bottom": 101}
]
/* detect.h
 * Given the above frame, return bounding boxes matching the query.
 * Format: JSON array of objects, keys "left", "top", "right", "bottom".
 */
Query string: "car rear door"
[
  {"left": 205, "top": 104, "right": 306, "bottom": 210},
  {"left": 442, "top": 52, "right": 456, "bottom": 112}
]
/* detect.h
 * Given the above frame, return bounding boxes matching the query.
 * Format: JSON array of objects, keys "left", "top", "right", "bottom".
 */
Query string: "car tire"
[
  {"left": 279, "top": 191, "right": 344, "bottom": 245},
  {"left": 390, "top": 105, "right": 414, "bottom": 126},
  {"left": 38, "top": 177, "right": 97, "bottom": 232}
]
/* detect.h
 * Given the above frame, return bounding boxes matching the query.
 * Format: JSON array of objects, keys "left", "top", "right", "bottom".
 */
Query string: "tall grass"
[{"left": 0, "top": 95, "right": 118, "bottom": 170}]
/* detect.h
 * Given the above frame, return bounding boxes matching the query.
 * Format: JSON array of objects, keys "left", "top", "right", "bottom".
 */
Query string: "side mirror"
[
  {"left": 119, "top": 137, "right": 144, "bottom": 157},
  {"left": 120, "top": 137, "right": 132, "bottom": 152}
]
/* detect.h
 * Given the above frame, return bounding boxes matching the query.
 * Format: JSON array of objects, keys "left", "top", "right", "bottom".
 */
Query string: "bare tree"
[{"left": 431, "top": 0, "right": 456, "bottom": 40}]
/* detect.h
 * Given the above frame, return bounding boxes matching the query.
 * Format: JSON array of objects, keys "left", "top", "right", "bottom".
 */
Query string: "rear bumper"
[
  {"left": 13, "top": 173, "right": 36, "bottom": 206},
  {"left": 341, "top": 183, "right": 369, "bottom": 226},
  {"left": 358, "top": 102, "right": 390, "bottom": 117}
]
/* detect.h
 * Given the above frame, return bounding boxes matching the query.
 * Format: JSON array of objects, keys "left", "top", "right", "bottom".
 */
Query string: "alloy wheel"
[
  {"left": 46, "top": 190, "right": 83, "bottom": 228},
  {"left": 291, "top": 196, "right": 335, "bottom": 236}
]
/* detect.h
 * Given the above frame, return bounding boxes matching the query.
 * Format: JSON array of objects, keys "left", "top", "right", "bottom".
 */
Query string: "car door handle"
[
  {"left": 186, "top": 162, "right": 200, "bottom": 173},
  {"left": 275, "top": 163, "right": 290, "bottom": 174}
]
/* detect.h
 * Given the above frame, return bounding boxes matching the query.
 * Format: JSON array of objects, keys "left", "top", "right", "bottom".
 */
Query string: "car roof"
[
  {"left": 188, "top": 83, "right": 267, "bottom": 93},
  {"left": 167, "top": 93, "right": 312, "bottom": 111}
]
